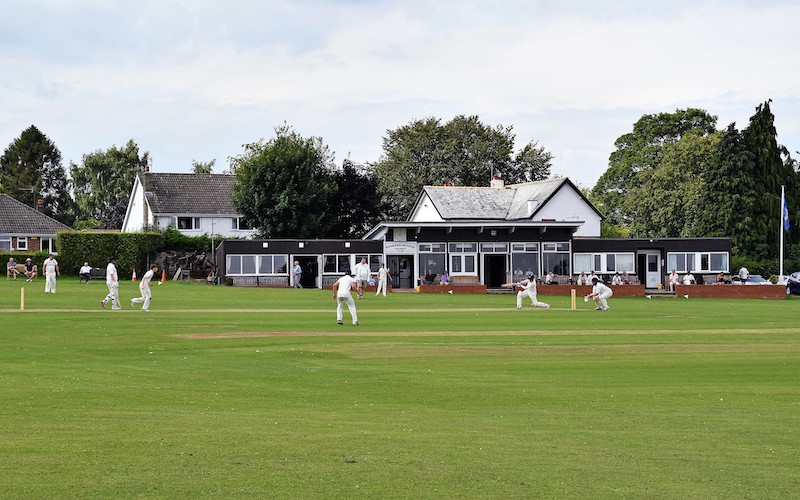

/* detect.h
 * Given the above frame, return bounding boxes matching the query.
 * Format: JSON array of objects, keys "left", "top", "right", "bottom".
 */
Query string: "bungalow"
[
  {"left": 0, "top": 193, "right": 71, "bottom": 254},
  {"left": 121, "top": 172, "right": 256, "bottom": 238}
]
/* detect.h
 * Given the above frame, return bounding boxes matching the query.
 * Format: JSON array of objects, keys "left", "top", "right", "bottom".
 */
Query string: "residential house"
[
  {"left": 121, "top": 172, "right": 256, "bottom": 238},
  {"left": 0, "top": 193, "right": 71, "bottom": 253}
]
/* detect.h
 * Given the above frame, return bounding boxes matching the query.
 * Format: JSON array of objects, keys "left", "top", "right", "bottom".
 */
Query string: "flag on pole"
[{"left": 783, "top": 196, "right": 790, "bottom": 232}]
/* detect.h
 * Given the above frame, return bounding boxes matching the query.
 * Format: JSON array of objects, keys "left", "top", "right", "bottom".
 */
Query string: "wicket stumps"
[{"left": 570, "top": 288, "right": 576, "bottom": 310}]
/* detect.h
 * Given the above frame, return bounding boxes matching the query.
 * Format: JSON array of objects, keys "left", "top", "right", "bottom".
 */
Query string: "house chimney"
[{"left": 490, "top": 174, "right": 504, "bottom": 188}]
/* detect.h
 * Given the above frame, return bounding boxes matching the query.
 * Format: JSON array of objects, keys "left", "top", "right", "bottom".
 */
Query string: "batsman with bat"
[{"left": 510, "top": 272, "right": 550, "bottom": 310}]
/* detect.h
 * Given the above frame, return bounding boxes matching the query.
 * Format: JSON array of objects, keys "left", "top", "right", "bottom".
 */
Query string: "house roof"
[
  {"left": 0, "top": 194, "right": 72, "bottom": 234},
  {"left": 141, "top": 173, "right": 238, "bottom": 215},
  {"left": 417, "top": 177, "right": 602, "bottom": 221}
]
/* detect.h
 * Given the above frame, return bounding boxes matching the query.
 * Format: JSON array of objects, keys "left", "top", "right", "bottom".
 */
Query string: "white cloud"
[{"left": 1, "top": 0, "right": 799, "bottom": 186}]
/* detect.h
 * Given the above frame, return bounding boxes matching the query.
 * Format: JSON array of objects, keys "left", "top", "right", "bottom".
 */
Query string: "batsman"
[{"left": 513, "top": 272, "right": 550, "bottom": 310}]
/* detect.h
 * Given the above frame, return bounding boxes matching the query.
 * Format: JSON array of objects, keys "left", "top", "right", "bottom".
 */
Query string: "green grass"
[{"left": 1, "top": 279, "right": 799, "bottom": 498}]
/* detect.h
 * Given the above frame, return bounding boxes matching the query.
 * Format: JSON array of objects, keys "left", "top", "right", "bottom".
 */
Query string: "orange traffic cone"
[
  {"left": 132, "top": 269, "right": 137, "bottom": 282},
  {"left": 161, "top": 269, "right": 167, "bottom": 283}
]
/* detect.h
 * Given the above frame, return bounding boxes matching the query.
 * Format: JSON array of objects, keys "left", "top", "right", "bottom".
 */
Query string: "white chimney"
[{"left": 490, "top": 174, "right": 504, "bottom": 188}]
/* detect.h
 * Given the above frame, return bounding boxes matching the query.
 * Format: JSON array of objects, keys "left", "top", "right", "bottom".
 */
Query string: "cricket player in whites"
[
  {"left": 101, "top": 256, "right": 121, "bottom": 309},
  {"left": 375, "top": 262, "right": 391, "bottom": 297},
  {"left": 131, "top": 264, "right": 158, "bottom": 311},
  {"left": 333, "top": 269, "right": 359, "bottom": 326},
  {"left": 586, "top": 277, "right": 613, "bottom": 311},
  {"left": 516, "top": 272, "right": 550, "bottom": 310}
]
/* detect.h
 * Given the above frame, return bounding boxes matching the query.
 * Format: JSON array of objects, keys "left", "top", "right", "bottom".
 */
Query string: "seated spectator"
[
  {"left": 440, "top": 271, "right": 450, "bottom": 285},
  {"left": 668, "top": 269, "right": 680, "bottom": 291},
  {"left": 24, "top": 258, "right": 37, "bottom": 282},
  {"left": 683, "top": 272, "right": 696, "bottom": 285},
  {"left": 545, "top": 271, "right": 555, "bottom": 284},
  {"left": 79, "top": 261, "right": 93, "bottom": 284},
  {"left": 589, "top": 270, "right": 601, "bottom": 284},
  {"left": 611, "top": 272, "right": 623, "bottom": 286},
  {"left": 7, "top": 257, "right": 20, "bottom": 280},
  {"left": 716, "top": 272, "right": 725, "bottom": 284},
  {"left": 421, "top": 269, "right": 437, "bottom": 285},
  {"left": 576, "top": 272, "right": 588, "bottom": 286},
  {"left": 621, "top": 271, "right": 632, "bottom": 284}
]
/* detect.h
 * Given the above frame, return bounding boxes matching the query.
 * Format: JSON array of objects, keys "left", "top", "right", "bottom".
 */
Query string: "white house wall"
[
  {"left": 156, "top": 215, "right": 255, "bottom": 238},
  {"left": 121, "top": 177, "right": 151, "bottom": 232},
  {"left": 409, "top": 194, "right": 444, "bottom": 222},
  {"left": 534, "top": 186, "right": 601, "bottom": 237}
]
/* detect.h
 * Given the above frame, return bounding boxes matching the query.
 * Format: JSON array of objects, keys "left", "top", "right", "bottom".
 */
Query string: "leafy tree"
[
  {"left": 230, "top": 126, "right": 337, "bottom": 238},
  {"left": 192, "top": 159, "right": 215, "bottom": 174},
  {"left": 372, "top": 115, "right": 553, "bottom": 220},
  {"left": 328, "top": 158, "right": 385, "bottom": 238},
  {"left": 0, "top": 125, "right": 74, "bottom": 224},
  {"left": 70, "top": 140, "right": 150, "bottom": 229},
  {"left": 693, "top": 123, "right": 757, "bottom": 254},
  {"left": 624, "top": 131, "right": 719, "bottom": 237},
  {"left": 510, "top": 140, "right": 553, "bottom": 182},
  {"left": 592, "top": 109, "right": 717, "bottom": 228}
]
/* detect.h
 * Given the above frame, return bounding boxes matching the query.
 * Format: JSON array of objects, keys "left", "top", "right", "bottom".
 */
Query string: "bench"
[
  {"left": 80, "top": 267, "right": 106, "bottom": 283},
  {"left": 8, "top": 263, "right": 36, "bottom": 280},
  {"left": 450, "top": 275, "right": 479, "bottom": 285}
]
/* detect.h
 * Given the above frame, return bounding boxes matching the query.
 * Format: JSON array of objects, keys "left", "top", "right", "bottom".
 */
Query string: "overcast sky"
[{"left": 2, "top": 0, "right": 799, "bottom": 188}]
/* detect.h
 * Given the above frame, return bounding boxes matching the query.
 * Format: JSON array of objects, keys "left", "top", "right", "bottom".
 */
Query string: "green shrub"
[{"left": 56, "top": 231, "right": 163, "bottom": 275}]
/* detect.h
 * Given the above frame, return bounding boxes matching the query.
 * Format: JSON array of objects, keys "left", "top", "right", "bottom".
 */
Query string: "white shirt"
[
  {"left": 611, "top": 274, "right": 622, "bottom": 285},
  {"left": 106, "top": 263, "right": 118, "bottom": 284},
  {"left": 354, "top": 262, "right": 370, "bottom": 281},
  {"left": 518, "top": 278, "right": 537, "bottom": 293},
  {"left": 592, "top": 282, "right": 612, "bottom": 297},
  {"left": 739, "top": 267, "right": 749, "bottom": 280},
  {"left": 335, "top": 275, "right": 355, "bottom": 296},
  {"left": 683, "top": 274, "right": 695, "bottom": 285},
  {"left": 43, "top": 258, "right": 58, "bottom": 276},
  {"left": 293, "top": 264, "right": 302, "bottom": 276},
  {"left": 669, "top": 272, "right": 680, "bottom": 284},
  {"left": 378, "top": 267, "right": 388, "bottom": 280},
  {"left": 140, "top": 269, "right": 155, "bottom": 289},
  {"left": 80, "top": 265, "right": 92, "bottom": 274}
]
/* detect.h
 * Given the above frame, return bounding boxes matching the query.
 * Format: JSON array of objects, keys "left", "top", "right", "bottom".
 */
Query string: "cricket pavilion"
[{"left": 213, "top": 176, "right": 759, "bottom": 296}]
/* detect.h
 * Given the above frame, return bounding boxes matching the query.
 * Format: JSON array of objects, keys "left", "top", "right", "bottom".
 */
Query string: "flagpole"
[{"left": 780, "top": 185, "right": 785, "bottom": 278}]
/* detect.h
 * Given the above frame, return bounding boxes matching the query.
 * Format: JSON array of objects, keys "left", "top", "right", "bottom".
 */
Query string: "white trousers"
[
  {"left": 131, "top": 286, "right": 152, "bottom": 310},
  {"left": 337, "top": 294, "right": 358, "bottom": 324},
  {"left": 376, "top": 278, "right": 388, "bottom": 296},
  {"left": 104, "top": 281, "right": 121, "bottom": 309},
  {"left": 517, "top": 290, "right": 549, "bottom": 308},
  {"left": 593, "top": 291, "right": 613, "bottom": 309},
  {"left": 45, "top": 274, "right": 57, "bottom": 293}
]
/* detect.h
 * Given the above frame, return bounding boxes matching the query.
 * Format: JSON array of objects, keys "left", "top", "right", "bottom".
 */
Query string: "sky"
[{"left": 2, "top": 0, "right": 799, "bottom": 189}]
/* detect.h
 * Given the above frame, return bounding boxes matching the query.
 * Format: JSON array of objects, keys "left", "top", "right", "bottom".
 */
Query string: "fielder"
[
  {"left": 42, "top": 254, "right": 60, "bottom": 293},
  {"left": 516, "top": 272, "right": 550, "bottom": 310},
  {"left": 131, "top": 264, "right": 158, "bottom": 311},
  {"left": 333, "top": 269, "right": 359, "bottom": 326},
  {"left": 101, "top": 256, "right": 121, "bottom": 310},
  {"left": 375, "top": 263, "right": 391, "bottom": 297},
  {"left": 586, "top": 277, "right": 613, "bottom": 311}
]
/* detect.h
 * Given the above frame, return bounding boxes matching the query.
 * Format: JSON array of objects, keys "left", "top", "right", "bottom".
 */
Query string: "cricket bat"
[{"left": 500, "top": 283, "right": 517, "bottom": 288}]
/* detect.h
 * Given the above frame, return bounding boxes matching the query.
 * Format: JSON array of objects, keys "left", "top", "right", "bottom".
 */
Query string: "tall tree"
[
  {"left": 0, "top": 125, "right": 73, "bottom": 224},
  {"left": 693, "top": 123, "right": 758, "bottom": 254},
  {"left": 742, "top": 100, "right": 798, "bottom": 259},
  {"left": 70, "top": 140, "right": 150, "bottom": 229},
  {"left": 329, "top": 158, "right": 385, "bottom": 238},
  {"left": 230, "top": 126, "right": 337, "bottom": 238},
  {"left": 372, "top": 115, "right": 553, "bottom": 220},
  {"left": 592, "top": 109, "right": 717, "bottom": 229}
]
